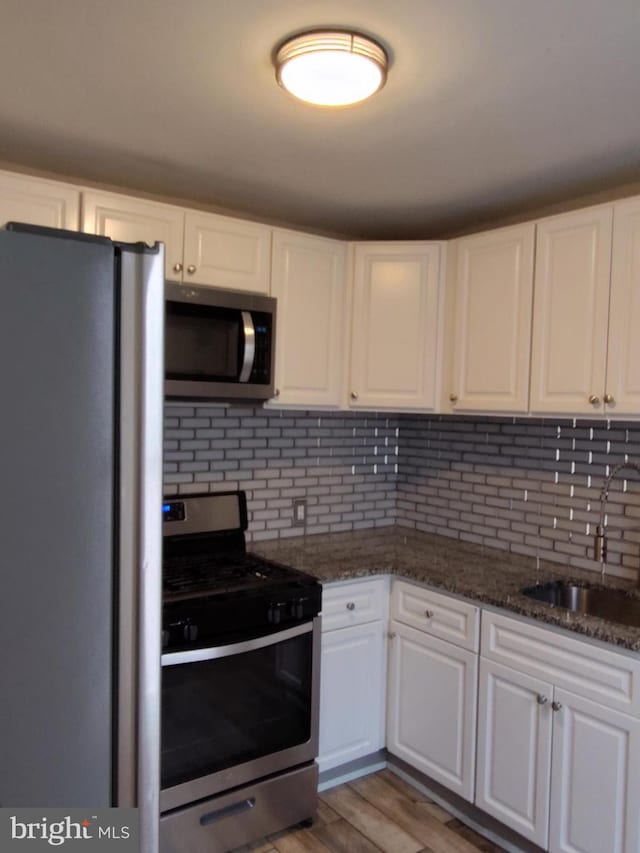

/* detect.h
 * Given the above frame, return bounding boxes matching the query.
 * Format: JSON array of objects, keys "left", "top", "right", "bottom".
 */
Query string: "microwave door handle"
[{"left": 238, "top": 311, "right": 255, "bottom": 382}]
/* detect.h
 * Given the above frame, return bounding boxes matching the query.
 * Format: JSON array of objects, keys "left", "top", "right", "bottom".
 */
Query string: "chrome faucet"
[{"left": 593, "top": 460, "right": 640, "bottom": 586}]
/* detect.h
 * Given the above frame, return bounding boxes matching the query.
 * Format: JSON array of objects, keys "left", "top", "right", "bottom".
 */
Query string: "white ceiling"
[{"left": 1, "top": 0, "right": 639, "bottom": 238}]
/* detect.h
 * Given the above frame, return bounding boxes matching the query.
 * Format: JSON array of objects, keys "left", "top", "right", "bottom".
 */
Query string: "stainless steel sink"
[{"left": 521, "top": 581, "right": 640, "bottom": 628}]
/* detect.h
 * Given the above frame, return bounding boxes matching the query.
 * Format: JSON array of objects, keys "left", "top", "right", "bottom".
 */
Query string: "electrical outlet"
[{"left": 293, "top": 499, "right": 306, "bottom": 527}]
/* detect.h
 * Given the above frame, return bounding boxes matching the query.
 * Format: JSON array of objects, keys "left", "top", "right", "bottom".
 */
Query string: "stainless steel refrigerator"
[{"left": 0, "top": 224, "right": 163, "bottom": 852}]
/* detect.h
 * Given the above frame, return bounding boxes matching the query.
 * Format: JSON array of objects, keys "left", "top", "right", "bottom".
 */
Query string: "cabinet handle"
[
  {"left": 424, "top": 609, "right": 434, "bottom": 619},
  {"left": 588, "top": 395, "right": 600, "bottom": 406},
  {"left": 346, "top": 602, "right": 356, "bottom": 611},
  {"left": 604, "top": 393, "right": 615, "bottom": 404},
  {"left": 449, "top": 393, "right": 458, "bottom": 403},
  {"left": 351, "top": 391, "right": 358, "bottom": 400},
  {"left": 551, "top": 700, "right": 562, "bottom": 712},
  {"left": 536, "top": 694, "right": 548, "bottom": 705},
  {"left": 388, "top": 631, "right": 396, "bottom": 639},
  {"left": 187, "top": 264, "right": 197, "bottom": 274},
  {"left": 173, "top": 262, "right": 183, "bottom": 273}
]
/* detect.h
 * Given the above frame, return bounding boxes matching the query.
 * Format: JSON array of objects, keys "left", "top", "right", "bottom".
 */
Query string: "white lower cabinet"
[
  {"left": 549, "top": 688, "right": 640, "bottom": 853},
  {"left": 386, "top": 580, "right": 479, "bottom": 801},
  {"left": 387, "top": 619, "right": 478, "bottom": 801},
  {"left": 478, "top": 612, "right": 640, "bottom": 853},
  {"left": 318, "top": 579, "right": 387, "bottom": 773},
  {"left": 476, "top": 658, "right": 553, "bottom": 848}
]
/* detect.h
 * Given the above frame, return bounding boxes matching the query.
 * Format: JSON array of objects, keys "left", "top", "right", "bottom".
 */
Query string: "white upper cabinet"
[
  {"left": 0, "top": 170, "right": 79, "bottom": 230},
  {"left": 183, "top": 211, "right": 271, "bottom": 294},
  {"left": 82, "top": 190, "right": 271, "bottom": 292},
  {"left": 269, "top": 229, "right": 347, "bottom": 407},
  {"left": 349, "top": 242, "right": 443, "bottom": 411},
  {"left": 605, "top": 197, "right": 640, "bottom": 417},
  {"left": 81, "top": 190, "right": 184, "bottom": 281},
  {"left": 449, "top": 224, "right": 535, "bottom": 413},
  {"left": 529, "top": 205, "right": 613, "bottom": 415}
]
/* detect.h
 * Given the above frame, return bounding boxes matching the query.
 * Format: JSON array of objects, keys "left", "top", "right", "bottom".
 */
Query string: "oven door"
[{"left": 160, "top": 617, "right": 320, "bottom": 813}]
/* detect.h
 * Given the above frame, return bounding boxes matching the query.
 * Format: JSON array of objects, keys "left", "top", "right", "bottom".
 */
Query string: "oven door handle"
[
  {"left": 238, "top": 310, "right": 255, "bottom": 383},
  {"left": 161, "top": 621, "right": 312, "bottom": 667}
]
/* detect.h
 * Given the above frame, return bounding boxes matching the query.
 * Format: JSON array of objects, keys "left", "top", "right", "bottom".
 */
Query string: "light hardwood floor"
[{"left": 234, "top": 769, "right": 506, "bottom": 853}]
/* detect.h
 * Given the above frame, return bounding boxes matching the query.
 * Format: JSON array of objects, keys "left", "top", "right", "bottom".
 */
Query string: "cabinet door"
[
  {"left": 530, "top": 205, "right": 613, "bottom": 415},
  {"left": 81, "top": 190, "right": 184, "bottom": 281},
  {"left": 549, "top": 688, "right": 640, "bottom": 853},
  {"left": 449, "top": 224, "right": 534, "bottom": 413},
  {"left": 606, "top": 197, "right": 640, "bottom": 417},
  {"left": 318, "top": 621, "right": 386, "bottom": 772},
  {"left": 476, "top": 658, "right": 553, "bottom": 848},
  {"left": 183, "top": 211, "right": 271, "bottom": 293},
  {"left": 387, "top": 620, "right": 477, "bottom": 801},
  {"left": 270, "top": 229, "right": 347, "bottom": 407},
  {"left": 0, "top": 170, "right": 79, "bottom": 230},
  {"left": 349, "top": 243, "right": 442, "bottom": 410}
]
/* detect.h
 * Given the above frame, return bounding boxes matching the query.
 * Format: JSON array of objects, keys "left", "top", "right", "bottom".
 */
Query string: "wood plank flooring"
[{"left": 233, "top": 770, "right": 506, "bottom": 853}]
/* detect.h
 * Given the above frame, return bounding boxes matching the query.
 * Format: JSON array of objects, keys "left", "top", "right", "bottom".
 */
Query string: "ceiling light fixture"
[{"left": 274, "top": 30, "right": 388, "bottom": 107}]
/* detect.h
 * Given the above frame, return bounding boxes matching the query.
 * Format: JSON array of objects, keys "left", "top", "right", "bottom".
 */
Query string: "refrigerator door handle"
[{"left": 118, "top": 243, "right": 165, "bottom": 853}]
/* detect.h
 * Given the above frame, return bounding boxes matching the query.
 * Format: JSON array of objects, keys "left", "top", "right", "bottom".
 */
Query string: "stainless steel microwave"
[{"left": 165, "top": 283, "right": 276, "bottom": 401}]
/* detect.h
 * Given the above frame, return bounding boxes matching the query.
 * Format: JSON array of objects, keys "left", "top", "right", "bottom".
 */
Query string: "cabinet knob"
[
  {"left": 187, "top": 264, "right": 197, "bottom": 274},
  {"left": 173, "top": 262, "right": 183, "bottom": 273},
  {"left": 588, "top": 395, "right": 600, "bottom": 406},
  {"left": 449, "top": 393, "right": 458, "bottom": 403},
  {"left": 551, "top": 700, "right": 563, "bottom": 712},
  {"left": 351, "top": 391, "right": 358, "bottom": 400},
  {"left": 388, "top": 631, "right": 396, "bottom": 639},
  {"left": 604, "top": 393, "right": 615, "bottom": 404},
  {"left": 273, "top": 388, "right": 280, "bottom": 398},
  {"left": 424, "top": 609, "right": 434, "bottom": 619},
  {"left": 346, "top": 602, "right": 356, "bottom": 611},
  {"left": 536, "top": 694, "right": 548, "bottom": 705}
]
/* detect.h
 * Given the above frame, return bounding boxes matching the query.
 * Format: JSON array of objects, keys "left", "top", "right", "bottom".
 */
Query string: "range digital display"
[{"left": 163, "top": 502, "right": 186, "bottom": 522}]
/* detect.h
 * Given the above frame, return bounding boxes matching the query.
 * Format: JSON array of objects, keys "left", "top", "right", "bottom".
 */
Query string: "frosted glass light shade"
[{"left": 275, "top": 31, "right": 388, "bottom": 107}]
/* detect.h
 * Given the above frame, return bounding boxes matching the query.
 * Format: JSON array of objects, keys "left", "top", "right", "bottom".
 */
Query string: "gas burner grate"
[{"left": 162, "top": 552, "right": 297, "bottom": 597}]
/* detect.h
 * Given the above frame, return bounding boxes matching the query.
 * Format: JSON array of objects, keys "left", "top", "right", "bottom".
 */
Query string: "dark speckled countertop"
[{"left": 251, "top": 526, "right": 640, "bottom": 652}]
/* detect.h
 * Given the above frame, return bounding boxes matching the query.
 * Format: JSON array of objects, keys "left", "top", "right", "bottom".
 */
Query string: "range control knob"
[
  {"left": 290, "top": 599, "right": 305, "bottom": 620},
  {"left": 267, "top": 604, "right": 282, "bottom": 625},
  {"left": 162, "top": 629, "right": 170, "bottom": 649},
  {"left": 183, "top": 623, "right": 198, "bottom": 642}
]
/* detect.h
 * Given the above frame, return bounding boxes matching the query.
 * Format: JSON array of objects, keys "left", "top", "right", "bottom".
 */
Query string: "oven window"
[
  {"left": 165, "top": 302, "right": 241, "bottom": 382},
  {"left": 161, "top": 631, "right": 313, "bottom": 790}
]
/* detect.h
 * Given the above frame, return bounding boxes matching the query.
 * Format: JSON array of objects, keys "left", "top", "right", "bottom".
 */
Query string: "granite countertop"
[{"left": 251, "top": 526, "right": 640, "bottom": 652}]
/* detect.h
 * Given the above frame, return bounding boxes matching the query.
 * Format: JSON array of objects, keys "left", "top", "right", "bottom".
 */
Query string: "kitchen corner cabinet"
[
  {"left": 0, "top": 169, "right": 80, "bottom": 230},
  {"left": 448, "top": 224, "right": 535, "bottom": 413},
  {"left": 349, "top": 243, "right": 443, "bottom": 411},
  {"left": 477, "top": 611, "right": 640, "bottom": 852},
  {"left": 529, "top": 205, "right": 613, "bottom": 416},
  {"left": 82, "top": 189, "right": 271, "bottom": 293},
  {"left": 318, "top": 579, "right": 387, "bottom": 773},
  {"left": 269, "top": 229, "right": 347, "bottom": 408},
  {"left": 386, "top": 581, "right": 479, "bottom": 802}
]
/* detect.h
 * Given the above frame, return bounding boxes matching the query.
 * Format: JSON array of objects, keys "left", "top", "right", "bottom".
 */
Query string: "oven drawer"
[
  {"left": 321, "top": 577, "right": 386, "bottom": 632},
  {"left": 160, "top": 763, "right": 318, "bottom": 853}
]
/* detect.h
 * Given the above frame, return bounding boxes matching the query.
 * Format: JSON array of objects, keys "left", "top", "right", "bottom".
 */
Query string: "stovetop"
[
  {"left": 161, "top": 492, "right": 322, "bottom": 651},
  {"left": 162, "top": 550, "right": 317, "bottom": 602}
]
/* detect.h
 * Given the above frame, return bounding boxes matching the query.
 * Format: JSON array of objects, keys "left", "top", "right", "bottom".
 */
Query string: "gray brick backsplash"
[
  {"left": 163, "top": 407, "right": 640, "bottom": 580},
  {"left": 163, "top": 404, "right": 400, "bottom": 541}
]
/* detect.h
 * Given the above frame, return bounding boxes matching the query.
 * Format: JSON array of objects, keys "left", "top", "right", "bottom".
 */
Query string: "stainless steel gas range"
[{"left": 159, "top": 491, "right": 322, "bottom": 853}]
